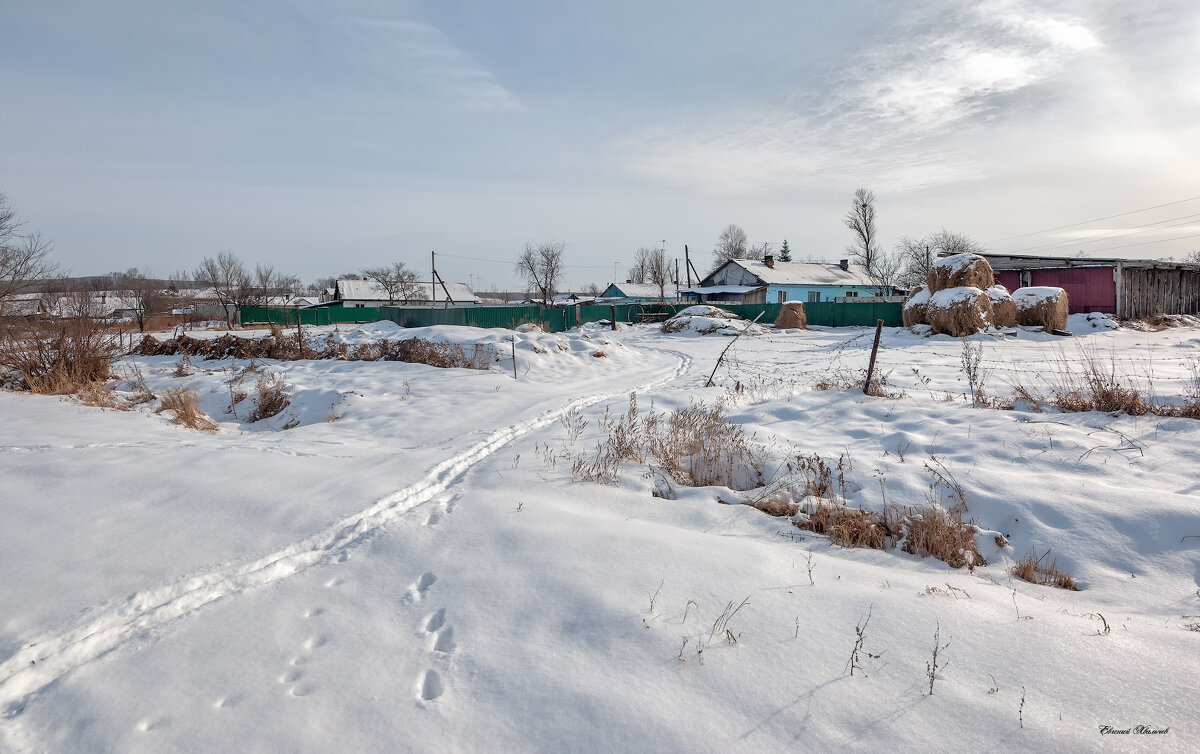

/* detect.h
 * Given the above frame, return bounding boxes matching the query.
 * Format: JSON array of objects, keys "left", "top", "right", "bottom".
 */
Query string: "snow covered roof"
[
  {"left": 607, "top": 282, "right": 669, "bottom": 298},
  {"left": 678, "top": 285, "right": 766, "bottom": 294},
  {"left": 719, "top": 259, "right": 878, "bottom": 286},
  {"left": 336, "top": 279, "right": 479, "bottom": 303}
]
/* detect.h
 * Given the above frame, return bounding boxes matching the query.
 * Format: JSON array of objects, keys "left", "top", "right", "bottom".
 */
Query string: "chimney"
[
  {"left": 764, "top": 255, "right": 774, "bottom": 269},
  {"left": 839, "top": 259, "right": 849, "bottom": 271}
]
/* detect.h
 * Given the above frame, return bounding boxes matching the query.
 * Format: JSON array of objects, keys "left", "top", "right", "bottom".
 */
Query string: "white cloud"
[
  {"left": 346, "top": 17, "right": 524, "bottom": 113},
  {"left": 619, "top": 1, "right": 1104, "bottom": 195}
]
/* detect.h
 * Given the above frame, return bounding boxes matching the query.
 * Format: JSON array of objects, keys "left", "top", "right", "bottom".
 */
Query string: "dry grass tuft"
[
  {"left": 157, "top": 387, "right": 218, "bottom": 432},
  {"left": 1013, "top": 549, "right": 1078, "bottom": 590},
  {"left": 74, "top": 381, "right": 129, "bottom": 410},
  {"left": 774, "top": 302, "right": 807, "bottom": 329},
  {"left": 591, "top": 350, "right": 607, "bottom": 358},
  {"left": 902, "top": 505, "right": 986, "bottom": 569},
  {"left": 797, "top": 503, "right": 897, "bottom": 549},
  {"left": 247, "top": 373, "right": 291, "bottom": 422},
  {"left": 572, "top": 395, "right": 763, "bottom": 489}
]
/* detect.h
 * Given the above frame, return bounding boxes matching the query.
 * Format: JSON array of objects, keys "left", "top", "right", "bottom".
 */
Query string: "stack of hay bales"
[
  {"left": 1013, "top": 286, "right": 1069, "bottom": 331},
  {"left": 774, "top": 301, "right": 807, "bottom": 329},
  {"left": 920, "top": 253, "right": 997, "bottom": 337},
  {"left": 902, "top": 286, "right": 931, "bottom": 327},
  {"left": 986, "top": 285, "right": 1018, "bottom": 328}
]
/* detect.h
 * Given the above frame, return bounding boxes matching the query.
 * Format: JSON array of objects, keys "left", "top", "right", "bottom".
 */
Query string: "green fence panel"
[{"left": 245, "top": 301, "right": 903, "bottom": 331}]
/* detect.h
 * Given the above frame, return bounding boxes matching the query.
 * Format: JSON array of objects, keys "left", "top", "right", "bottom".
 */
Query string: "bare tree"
[
  {"left": 844, "top": 188, "right": 881, "bottom": 274},
  {"left": 581, "top": 282, "right": 603, "bottom": 296},
  {"left": 627, "top": 248, "right": 655, "bottom": 284},
  {"left": 897, "top": 229, "right": 984, "bottom": 289},
  {"left": 243, "top": 264, "right": 300, "bottom": 307},
  {"left": 644, "top": 247, "right": 672, "bottom": 301},
  {"left": 0, "top": 191, "right": 58, "bottom": 315},
  {"left": 1184, "top": 250, "right": 1200, "bottom": 265},
  {"left": 515, "top": 240, "right": 566, "bottom": 303},
  {"left": 709, "top": 224, "right": 752, "bottom": 273},
  {"left": 194, "top": 252, "right": 249, "bottom": 328},
  {"left": 361, "top": 262, "right": 421, "bottom": 305},
  {"left": 114, "top": 268, "right": 167, "bottom": 332}
]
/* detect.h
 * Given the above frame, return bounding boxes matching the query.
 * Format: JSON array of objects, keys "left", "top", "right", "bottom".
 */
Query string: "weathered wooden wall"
[{"left": 1120, "top": 267, "right": 1200, "bottom": 319}]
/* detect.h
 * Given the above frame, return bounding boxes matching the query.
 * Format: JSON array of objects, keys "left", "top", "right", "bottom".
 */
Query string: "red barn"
[{"left": 981, "top": 254, "right": 1200, "bottom": 319}]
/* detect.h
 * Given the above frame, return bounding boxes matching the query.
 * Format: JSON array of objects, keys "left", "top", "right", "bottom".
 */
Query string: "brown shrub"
[
  {"left": 986, "top": 286, "right": 1017, "bottom": 328},
  {"left": 247, "top": 373, "right": 291, "bottom": 422},
  {"left": 927, "top": 287, "right": 993, "bottom": 337},
  {"left": 0, "top": 318, "right": 120, "bottom": 393},
  {"left": 1013, "top": 549, "right": 1078, "bottom": 590},
  {"left": 774, "top": 302, "right": 807, "bottom": 329},
  {"left": 1014, "top": 287, "right": 1069, "bottom": 331},
  {"left": 157, "top": 387, "right": 218, "bottom": 432},
  {"left": 75, "top": 382, "right": 129, "bottom": 410},
  {"left": 926, "top": 254, "right": 995, "bottom": 293}
]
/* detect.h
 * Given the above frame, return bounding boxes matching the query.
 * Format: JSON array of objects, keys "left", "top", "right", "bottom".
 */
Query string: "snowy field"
[{"left": 2, "top": 316, "right": 1198, "bottom": 752}]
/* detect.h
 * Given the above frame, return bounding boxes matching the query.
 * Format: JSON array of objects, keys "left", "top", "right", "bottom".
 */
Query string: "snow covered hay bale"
[
  {"left": 773, "top": 301, "right": 807, "bottom": 329},
  {"left": 926, "top": 253, "right": 995, "bottom": 293},
  {"left": 902, "top": 286, "right": 931, "bottom": 327},
  {"left": 1013, "top": 286, "right": 1069, "bottom": 331},
  {"left": 985, "top": 285, "right": 1017, "bottom": 328},
  {"left": 927, "top": 286, "right": 993, "bottom": 337},
  {"left": 661, "top": 305, "right": 752, "bottom": 335}
]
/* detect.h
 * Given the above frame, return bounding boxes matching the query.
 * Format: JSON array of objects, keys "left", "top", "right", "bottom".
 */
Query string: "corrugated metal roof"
[
  {"left": 336, "top": 279, "right": 479, "bottom": 303},
  {"left": 717, "top": 259, "right": 878, "bottom": 286}
]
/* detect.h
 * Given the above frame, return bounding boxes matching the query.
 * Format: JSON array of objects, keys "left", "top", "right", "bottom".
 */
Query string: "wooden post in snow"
[
  {"left": 863, "top": 319, "right": 884, "bottom": 395},
  {"left": 610, "top": 305, "right": 617, "bottom": 331}
]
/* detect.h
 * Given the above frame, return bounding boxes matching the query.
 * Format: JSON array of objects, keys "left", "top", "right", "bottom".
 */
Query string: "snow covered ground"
[{"left": 2, "top": 317, "right": 1198, "bottom": 752}]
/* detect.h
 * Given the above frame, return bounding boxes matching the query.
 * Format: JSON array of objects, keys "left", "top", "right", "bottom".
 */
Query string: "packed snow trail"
[{"left": 0, "top": 351, "right": 691, "bottom": 718}]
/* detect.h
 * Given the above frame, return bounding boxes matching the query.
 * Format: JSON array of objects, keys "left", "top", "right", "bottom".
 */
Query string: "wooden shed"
[{"left": 981, "top": 254, "right": 1200, "bottom": 319}]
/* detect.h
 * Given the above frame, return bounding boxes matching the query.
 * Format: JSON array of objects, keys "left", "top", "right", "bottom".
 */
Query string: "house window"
[
  {"left": 808, "top": 291, "right": 820, "bottom": 303},
  {"left": 778, "top": 291, "right": 787, "bottom": 304},
  {"left": 845, "top": 291, "right": 858, "bottom": 298}
]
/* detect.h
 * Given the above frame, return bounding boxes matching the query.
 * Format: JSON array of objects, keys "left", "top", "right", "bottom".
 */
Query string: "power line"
[
  {"left": 1081, "top": 230, "right": 1200, "bottom": 255},
  {"left": 435, "top": 252, "right": 616, "bottom": 270},
  {"left": 1012, "top": 212, "right": 1200, "bottom": 254},
  {"left": 984, "top": 195, "right": 1200, "bottom": 244}
]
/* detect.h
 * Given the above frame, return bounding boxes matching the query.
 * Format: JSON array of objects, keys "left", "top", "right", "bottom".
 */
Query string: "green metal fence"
[
  {"left": 241, "top": 301, "right": 902, "bottom": 331},
  {"left": 240, "top": 306, "right": 383, "bottom": 326}
]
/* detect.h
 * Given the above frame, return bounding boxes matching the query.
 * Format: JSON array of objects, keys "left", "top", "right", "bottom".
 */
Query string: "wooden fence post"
[{"left": 863, "top": 319, "right": 884, "bottom": 395}]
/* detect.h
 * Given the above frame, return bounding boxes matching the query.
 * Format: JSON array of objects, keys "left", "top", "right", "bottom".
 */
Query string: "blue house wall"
[{"left": 766, "top": 284, "right": 889, "bottom": 303}]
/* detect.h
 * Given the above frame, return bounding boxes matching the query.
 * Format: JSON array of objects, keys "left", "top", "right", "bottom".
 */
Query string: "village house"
[
  {"left": 685, "top": 256, "right": 894, "bottom": 304},
  {"left": 329, "top": 279, "right": 480, "bottom": 308}
]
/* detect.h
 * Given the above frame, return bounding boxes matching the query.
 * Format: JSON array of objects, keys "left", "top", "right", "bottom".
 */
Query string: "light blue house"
[{"left": 687, "top": 257, "right": 893, "bottom": 304}]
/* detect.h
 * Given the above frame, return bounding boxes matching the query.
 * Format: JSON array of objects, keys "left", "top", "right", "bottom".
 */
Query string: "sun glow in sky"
[{"left": 3, "top": 0, "right": 1199, "bottom": 289}]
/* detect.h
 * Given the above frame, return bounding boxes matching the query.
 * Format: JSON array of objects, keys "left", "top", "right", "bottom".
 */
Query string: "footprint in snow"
[
  {"left": 405, "top": 572, "right": 437, "bottom": 602},
  {"left": 417, "top": 670, "right": 443, "bottom": 702}
]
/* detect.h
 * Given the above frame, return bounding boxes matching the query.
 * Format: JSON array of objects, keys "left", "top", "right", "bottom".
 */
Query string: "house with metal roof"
[
  {"left": 331, "top": 279, "right": 480, "bottom": 307},
  {"left": 685, "top": 256, "right": 893, "bottom": 304},
  {"left": 598, "top": 282, "right": 685, "bottom": 302}
]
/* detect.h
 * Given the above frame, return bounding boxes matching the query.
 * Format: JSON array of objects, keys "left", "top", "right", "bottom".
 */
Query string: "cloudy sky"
[{"left": 3, "top": 0, "right": 1199, "bottom": 289}]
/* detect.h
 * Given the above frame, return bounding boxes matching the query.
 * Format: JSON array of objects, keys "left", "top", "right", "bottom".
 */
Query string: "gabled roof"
[
  {"left": 605, "top": 282, "right": 670, "bottom": 298},
  {"left": 334, "top": 279, "right": 479, "bottom": 303},
  {"left": 708, "top": 259, "right": 879, "bottom": 287}
]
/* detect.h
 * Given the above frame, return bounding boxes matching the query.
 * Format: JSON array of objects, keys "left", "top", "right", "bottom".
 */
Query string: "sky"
[{"left": 3, "top": 0, "right": 1200, "bottom": 291}]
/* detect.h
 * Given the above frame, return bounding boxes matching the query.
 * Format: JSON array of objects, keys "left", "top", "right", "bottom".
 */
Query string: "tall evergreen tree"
[{"left": 779, "top": 239, "right": 792, "bottom": 262}]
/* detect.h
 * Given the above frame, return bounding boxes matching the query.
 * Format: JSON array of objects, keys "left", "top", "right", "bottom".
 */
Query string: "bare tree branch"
[{"left": 515, "top": 241, "right": 566, "bottom": 303}]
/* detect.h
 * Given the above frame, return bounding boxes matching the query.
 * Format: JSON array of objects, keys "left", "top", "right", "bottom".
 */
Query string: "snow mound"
[
  {"left": 1012, "top": 286, "right": 1065, "bottom": 305},
  {"left": 661, "top": 306, "right": 762, "bottom": 336},
  {"left": 1068, "top": 312, "right": 1119, "bottom": 332}
]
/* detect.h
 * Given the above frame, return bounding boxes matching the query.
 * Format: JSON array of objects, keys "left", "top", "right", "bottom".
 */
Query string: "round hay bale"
[
  {"left": 926, "top": 253, "right": 996, "bottom": 293},
  {"left": 985, "top": 285, "right": 1017, "bottom": 328},
  {"left": 902, "top": 286, "right": 931, "bottom": 327},
  {"left": 1013, "top": 286, "right": 1069, "bottom": 332},
  {"left": 774, "top": 301, "right": 807, "bottom": 329},
  {"left": 927, "top": 286, "right": 993, "bottom": 337}
]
